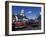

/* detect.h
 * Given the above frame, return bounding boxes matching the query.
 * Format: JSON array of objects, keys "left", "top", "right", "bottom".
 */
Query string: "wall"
[{"left": 0, "top": 0, "right": 46, "bottom": 37}]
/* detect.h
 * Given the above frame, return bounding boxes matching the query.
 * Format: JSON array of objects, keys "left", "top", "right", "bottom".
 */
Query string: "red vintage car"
[{"left": 15, "top": 21, "right": 26, "bottom": 28}]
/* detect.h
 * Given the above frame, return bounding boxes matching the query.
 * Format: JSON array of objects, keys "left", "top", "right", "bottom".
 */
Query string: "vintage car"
[{"left": 15, "top": 21, "right": 26, "bottom": 29}]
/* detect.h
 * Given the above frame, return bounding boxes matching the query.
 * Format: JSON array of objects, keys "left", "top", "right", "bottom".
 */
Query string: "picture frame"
[{"left": 5, "top": 1, "right": 45, "bottom": 36}]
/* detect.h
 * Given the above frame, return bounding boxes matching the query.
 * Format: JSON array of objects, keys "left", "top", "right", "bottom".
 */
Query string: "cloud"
[
  {"left": 28, "top": 11, "right": 32, "bottom": 14},
  {"left": 40, "top": 12, "right": 41, "bottom": 15}
]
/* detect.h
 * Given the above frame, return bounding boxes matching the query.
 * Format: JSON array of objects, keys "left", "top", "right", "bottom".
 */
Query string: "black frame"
[{"left": 5, "top": 1, "right": 45, "bottom": 36}]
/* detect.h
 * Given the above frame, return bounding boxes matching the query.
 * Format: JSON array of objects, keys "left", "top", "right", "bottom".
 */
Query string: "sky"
[{"left": 12, "top": 6, "right": 41, "bottom": 19}]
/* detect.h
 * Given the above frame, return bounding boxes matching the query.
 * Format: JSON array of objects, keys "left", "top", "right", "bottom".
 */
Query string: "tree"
[{"left": 37, "top": 15, "right": 41, "bottom": 20}]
